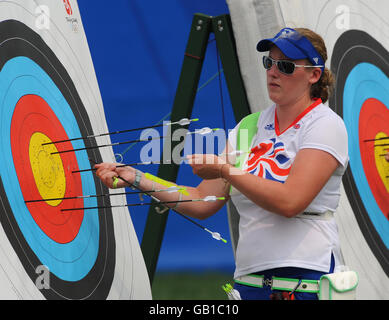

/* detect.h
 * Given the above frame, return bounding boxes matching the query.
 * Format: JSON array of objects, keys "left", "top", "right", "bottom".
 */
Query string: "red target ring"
[
  {"left": 11, "top": 94, "right": 84, "bottom": 243},
  {"left": 359, "top": 98, "right": 389, "bottom": 219},
  {"left": 0, "top": 20, "right": 116, "bottom": 299}
]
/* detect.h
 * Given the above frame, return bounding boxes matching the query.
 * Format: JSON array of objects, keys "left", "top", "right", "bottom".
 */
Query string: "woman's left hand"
[{"left": 186, "top": 154, "right": 227, "bottom": 180}]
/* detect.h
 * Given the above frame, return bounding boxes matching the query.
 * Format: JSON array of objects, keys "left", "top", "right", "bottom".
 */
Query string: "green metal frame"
[{"left": 140, "top": 13, "right": 251, "bottom": 285}]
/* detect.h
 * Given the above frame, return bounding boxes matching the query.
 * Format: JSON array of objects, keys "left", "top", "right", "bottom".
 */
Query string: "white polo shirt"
[{"left": 228, "top": 100, "right": 348, "bottom": 278}]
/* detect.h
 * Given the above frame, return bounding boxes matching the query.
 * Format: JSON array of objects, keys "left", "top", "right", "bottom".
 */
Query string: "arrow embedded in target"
[
  {"left": 51, "top": 127, "right": 219, "bottom": 155},
  {"left": 24, "top": 186, "right": 186, "bottom": 203},
  {"left": 42, "top": 117, "right": 199, "bottom": 145},
  {"left": 72, "top": 160, "right": 172, "bottom": 173}
]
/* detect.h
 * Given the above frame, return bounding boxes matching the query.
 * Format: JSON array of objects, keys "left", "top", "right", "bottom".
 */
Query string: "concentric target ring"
[
  {"left": 330, "top": 29, "right": 389, "bottom": 275},
  {"left": 11, "top": 93, "right": 85, "bottom": 245},
  {"left": 0, "top": 20, "right": 115, "bottom": 299}
]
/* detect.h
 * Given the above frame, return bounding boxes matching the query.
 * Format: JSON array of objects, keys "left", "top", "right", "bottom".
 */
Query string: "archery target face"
[
  {"left": 0, "top": 19, "right": 116, "bottom": 299},
  {"left": 330, "top": 29, "right": 389, "bottom": 276}
]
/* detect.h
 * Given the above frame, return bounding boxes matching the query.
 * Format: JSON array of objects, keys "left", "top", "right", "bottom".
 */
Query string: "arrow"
[
  {"left": 374, "top": 144, "right": 389, "bottom": 147},
  {"left": 103, "top": 172, "right": 227, "bottom": 243},
  {"left": 119, "top": 175, "right": 228, "bottom": 243},
  {"left": 50, "top": 127, "right": 220, "bottom": 155},
  {"left": 72, "top": 160, "right": 171, "bottom": 173},
  {"left": 204, "top": 228, "right": 227, "bottom": 243},
  {"left": 144, "top": 172, "right": 189, "bottom": 195},
  {"left": 24, "top": 186, "right": 185, "bottom": 204},
  {"left": 78, "top": 150, "right": 248, "bottom": 174},
  {"left": 222, "top": 283, "right": 241, "bottom": 300},
  {"left": 219, "top": 150, "right": 248, "bottom": 157},
  {"left": 60, "top": 196, "right": 226, "bottom": 212},
  {"left": 42, "top": 118, "right": 199, "bottom": 146},
  {"left": 79, "top": 150, "right": 247, "bottom": 175},
  {"left": 50, "top": 136, "right": 164, "bottom": 155},
  {"left": 86, "top": 159, "right": 228, "bottom": 243},
  {"left": 60, "top": 194, "right": 228, "bottom": 244},
  {"left": 364, "top": 136, "right": 389, "bottom": 142},
  {"left": 186, "top": 127, "right": 220, "bottom": 135}
]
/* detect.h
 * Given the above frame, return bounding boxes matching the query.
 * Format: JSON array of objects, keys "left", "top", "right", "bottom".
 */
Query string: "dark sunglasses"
[{"left": 262, "top": 56, "right": 323, "bottom": 75}]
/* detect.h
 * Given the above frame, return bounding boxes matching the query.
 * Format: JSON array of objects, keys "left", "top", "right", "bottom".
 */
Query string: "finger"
[
  {"left": 192, "top": 154, "right": 205, "bottom": 164},
  {"left": 95, "top": 163, "right": 116, "bottom": 175},
  {"left": 186, "top": 154, "right": 195, "bottom": 162},
  {"left": 95, "top": 166, "right": 107, "bottom": 177},
  {"left": 96, "top": 167, "right": 116, "bottom": 180},
  {"left": 104, "top": 172, "right": 118, "bottom": 188},
  {"left": 94, "top": 162, "right": 112, "bottom": 168},
  {"left": 186, "top": 154, "right": 199, "bottom": 165}
]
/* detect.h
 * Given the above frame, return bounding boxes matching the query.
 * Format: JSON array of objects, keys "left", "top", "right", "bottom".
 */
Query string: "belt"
[
  {"left": 296, "top": 210, "right": 334, "bottom": 221},
  {"left": 235, "top": 274, "right": 320, "bottom": 293}
]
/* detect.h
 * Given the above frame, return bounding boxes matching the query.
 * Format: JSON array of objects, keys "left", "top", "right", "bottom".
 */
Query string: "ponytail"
[{"left": 295, "top": 28, "right": 335, "bottom": 103}]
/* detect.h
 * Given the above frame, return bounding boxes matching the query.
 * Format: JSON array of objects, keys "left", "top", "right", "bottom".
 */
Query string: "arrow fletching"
[
  {"left": 170, "top": 118, "right": 199, "bottom": 126},
  {"left": 205, "top": 228, "right": 227, "bottom": 243},
  {"left": 165, "top": 186, "right": 186, "bottom": 193},
  {"left": 187, "top": 127, "right": 220, "bottom": 136},
  {"left": 203, "top": 196, "right": 225, "bottom": 202},
  {"left": 220, "top": 150, "right": 248, "bottom": 157}
]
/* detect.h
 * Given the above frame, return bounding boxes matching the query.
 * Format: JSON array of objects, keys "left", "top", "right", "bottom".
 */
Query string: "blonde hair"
[{"left": 295, "top": 28, "right": 335, "bottom": 103}]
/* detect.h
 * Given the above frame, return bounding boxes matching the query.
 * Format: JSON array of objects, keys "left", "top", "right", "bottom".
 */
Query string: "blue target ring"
[
  {"left": 0, "top": 19, "right": 115, "bottom": 299},
  {"left": 343, "top": 63, "right": 389, "bottom": 248},
  {"left": 0, "top": 57, "right": 99, "bottom": 281},
  {"left": 331, "top": 29, "right": 389, "bottom": 275}
]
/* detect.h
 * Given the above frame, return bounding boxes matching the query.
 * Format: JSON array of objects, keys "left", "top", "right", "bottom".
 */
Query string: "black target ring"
[
  {"left": 330, "top": 29, "right": 389, "bottom": 276},
  {"left": 0, "top": 20, "right": 116, "bottom": 299}
]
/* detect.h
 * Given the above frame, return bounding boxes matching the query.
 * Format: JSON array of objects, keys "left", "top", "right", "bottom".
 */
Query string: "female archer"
[{"left": 95, "top": 27, "right": 348, "bottom": 300}]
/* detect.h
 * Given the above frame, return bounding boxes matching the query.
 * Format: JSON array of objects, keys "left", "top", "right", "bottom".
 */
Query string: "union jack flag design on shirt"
[{"left": 246, "top": 138, "right": 291, "bottom": 183}]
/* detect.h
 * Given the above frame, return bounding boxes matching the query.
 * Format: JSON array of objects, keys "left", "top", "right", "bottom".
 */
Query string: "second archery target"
[
  {"left": 331, "top": 29, "right": 389, "bottom": 276},
  {"left": 0, "top": 19, "right": 116, "bottom": 299}
]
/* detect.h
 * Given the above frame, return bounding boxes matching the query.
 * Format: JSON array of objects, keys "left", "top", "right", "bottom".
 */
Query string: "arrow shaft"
[
  {"left": 53, "top": 126, "right": 218, "bottom": 155},
  {"left": 114, "top": 175, "right": 226, "bottom": 241},
  {"left": 61, "top": 198, "right": 208, "bottom": 212},
  {"left": 74, "top": 162, "right": 225, "bottom": 242},
  {"left": 374, "top": 143, "right": 389, "bottom": 147},
  {"left": 26, "top": 188, "right": 181, "bottom": 204},
  {"left": 115, "top": 175, "right": 210, "bottom": 231},
  {"left": 72, "top": 161, "right": 170, "bottom": 173},
  {"left": 51, "top": 136, "right": 164, "bottom": 155},
  {"left": 364, "top": 137, "right": 389, "bottom": 142},
  {"left": 42, "top": 118, "right": 198, "bottom": 145}
]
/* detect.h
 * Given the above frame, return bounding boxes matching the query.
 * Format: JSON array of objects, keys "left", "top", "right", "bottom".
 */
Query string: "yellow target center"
[
  {"left": 374, "top": 132, "right": 389, "bottom": 193},
  {"left": 29, "top": 132, "right": 66, "bottom": 206}
]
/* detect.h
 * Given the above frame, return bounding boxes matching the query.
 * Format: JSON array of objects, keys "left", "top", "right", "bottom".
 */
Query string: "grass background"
[{"left": 151, "top": 271, "right": 234, "bottom": 300}]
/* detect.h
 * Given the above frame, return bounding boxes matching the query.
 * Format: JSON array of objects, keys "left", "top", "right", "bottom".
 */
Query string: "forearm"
[
  {"left": 118, "top": 167, "right": 229, "bottom": 220},
  {"left": 220, "top": 164, "right": 302, "bottom": 217},
  {"left": 221, "top": 148, "right": 340, "bottom": 217}
]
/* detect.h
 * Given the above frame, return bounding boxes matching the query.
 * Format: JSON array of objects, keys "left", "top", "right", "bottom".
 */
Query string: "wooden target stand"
[{"left": 141, "top": 13, "right": 251, "bottom": 284}]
